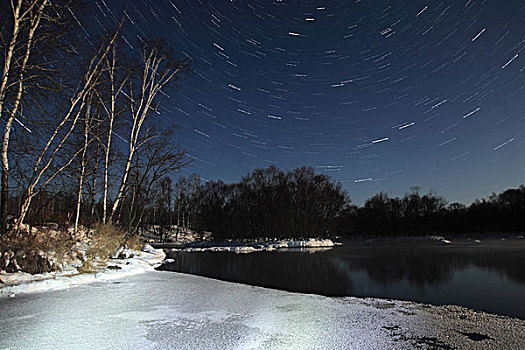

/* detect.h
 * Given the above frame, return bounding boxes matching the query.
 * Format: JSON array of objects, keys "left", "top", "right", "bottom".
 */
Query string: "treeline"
[
  {"left": 339, "top": 186, "right": 525, "bottom": 237},
  {"left": 140, "top": 169, "right": 525, "bottom": 240},
  {"left": 5, "top": 157, "right": 525, "bottom": 240},
  {"left": 1, "top": 1, "right": 190, "bottom": 237},
  {"left": 192, "top": 166, "right": 348, "bottom": 239}
]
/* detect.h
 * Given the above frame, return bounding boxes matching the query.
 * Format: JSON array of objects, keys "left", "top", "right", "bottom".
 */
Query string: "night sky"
[{"left": 90, "top": 0, "right": 525, "bottom": 205}]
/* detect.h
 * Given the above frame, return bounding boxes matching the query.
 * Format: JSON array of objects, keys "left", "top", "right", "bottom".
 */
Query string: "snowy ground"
[
  {"left": 1, "top": 269, "right": 524, "bottom": 349},
  {"left": 0, "top": 244, "right": 165, "bottom": 296},
  {"left": 2, "top": 239, "right": 525, "bottom": 349}
]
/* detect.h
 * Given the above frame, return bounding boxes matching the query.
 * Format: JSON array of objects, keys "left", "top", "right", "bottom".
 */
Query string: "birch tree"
[
  {"left": 0, "top": 0, "right": 82, "bottom": 234},
  {"left": 98, "top": 44, "right": 128, "bottom": 225},
  {"left": 73, "top": 92, "right": 96, "bottom": 234},
  {"left": 12, "top": 29, "right": 120, "bottom": 232},
  {"left": 89, "top": 140, "right": 101, "bottom": 222},
  {"left": 0, "top": 0, "right": 49, "bottom": 234},
  {"left": 108, "top": 41, "right": 189, "bottom": 224}
]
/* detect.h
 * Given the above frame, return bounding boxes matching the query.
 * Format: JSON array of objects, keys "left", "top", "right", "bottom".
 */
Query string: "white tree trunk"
[
  {"left": 0, "top": 0, "right": 23, "bottom": 122},
  {"left": 13, "top": 29, "right": 119, "bottom": 232},
  {"left": 108, "top": 143, "right": 134, "bottom": 224},
  {"left": 108, "top": 44, "right": 184, "bottom": 224},
  {"left": 1, "top": 0, "right": 48, "bottom": 234},
  {"left": 102, "top": 106, "right": 114, "bottom": 225},
  {"left": 74, "top": 102, "right": 92, "bottom": 234},
  {"left": 90, "top": 143, "right": 100, "bottom": 221},
  {"left": 102, "top": 46, "right": 127, "bottom": 225}
]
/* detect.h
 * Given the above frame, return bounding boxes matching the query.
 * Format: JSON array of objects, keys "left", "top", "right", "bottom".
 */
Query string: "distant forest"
[
  {"left": 9, "top": 164, "right": 524, "bottom": 240},
  {"left": 340, "top": 185, "right": 525, "bottom": 238},
  {"left": 175, "top": 166, "right": 525, "bottom": 239}
]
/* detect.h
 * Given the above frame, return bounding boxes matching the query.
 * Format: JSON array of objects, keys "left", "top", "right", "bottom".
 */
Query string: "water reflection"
[
  {"left": 162, "top": 248, "right": 353, "bottom": 295},
  {"left": 160, "top": 240, "right": 525, "bottom": 319},
  {"left": 338, "top": 243, "right": 525, "bottom": 286}
]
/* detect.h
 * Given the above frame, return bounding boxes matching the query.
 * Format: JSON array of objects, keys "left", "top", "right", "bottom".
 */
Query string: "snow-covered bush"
[
  {"left": 0, "top": 227, "right": 79, "bottom": 274},
  {"left": 0, "top": 223, "right": 143, "bottom": 274}
]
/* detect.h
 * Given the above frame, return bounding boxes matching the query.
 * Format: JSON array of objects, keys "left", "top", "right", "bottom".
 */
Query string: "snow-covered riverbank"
[
  {"left": 180, "top": 238, "right": 339, "bottom": 254},
  {"left": 1, "top": 270, "right": 524, "bottom": 349},
  {"left": 2, "top": 238, "right": 525, "bottom": 349},
  {"left": 0, "top": 244, "right": 165, "bottom": 296}
]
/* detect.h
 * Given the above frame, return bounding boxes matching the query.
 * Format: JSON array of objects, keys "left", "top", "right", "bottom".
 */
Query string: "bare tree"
[
  {"left": 175, "top": 175, "right": 187, "bottom": 238},
  {"left": 191, "top": 166, "right": 348, "bottom": 240},
  {"left": 98, "top": 44, "right": 128, "bottom": 225},
  {"left": 73, "top": 91, "right": 98, "bottom": 234},
  {"left": 12, "top": 29, "right": 120, "bottom": 232},
  {"left": 88, "top": 139, "right": 102, "bottom": 222},
  {"left": 108, "top": 41, "right": 189, "bottom": 224},
  {"left": 124, "top": 129, "right": 187, "bottom": 234},
  {"left": 0, "top": 0, "right": 49, "bottom": 234}
]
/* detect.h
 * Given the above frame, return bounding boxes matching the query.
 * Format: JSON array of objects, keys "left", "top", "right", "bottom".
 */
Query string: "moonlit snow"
[
  {"left": 2, "top": 242, "right": 524, "bottom": 349},
  {"left": 0, "top": 245, "right": 165, "bottom": 296},
  {"left": 183, "top": 239, "right": 338, "bottom": 254},
  {"left": 1, "top": 270, "right": 524, "bottom": 349}
]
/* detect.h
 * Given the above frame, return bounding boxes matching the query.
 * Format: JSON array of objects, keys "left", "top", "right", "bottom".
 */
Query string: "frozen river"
[{"left": 1, "top": 270, "right": 524, "bottom": 349}]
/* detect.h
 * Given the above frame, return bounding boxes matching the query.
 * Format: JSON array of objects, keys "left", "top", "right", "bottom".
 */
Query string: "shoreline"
[
  {"left": 3, "top": 234, "right": 523, "bottom": 295},
  {"left": 150, "top": 233, "right": 525, "bottom": 252},
  {"left": 1, "top": 270, "right": 524, "bottom": 349},
  {"left": 0, "top": 244, "right": 166, "bottom": 296},
  {"left": 159, "top": 236, "right": 525, "bottom": 321},
  {"left": 3, "top": 236, "right": 525, "bottom": 323}
]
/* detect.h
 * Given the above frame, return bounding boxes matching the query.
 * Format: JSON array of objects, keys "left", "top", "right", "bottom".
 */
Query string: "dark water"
[{"left": 160, "top": 239, "right": 525, "bottom": 319}]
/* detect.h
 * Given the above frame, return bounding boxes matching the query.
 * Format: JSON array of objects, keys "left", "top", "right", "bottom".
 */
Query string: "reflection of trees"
[
  {"left": 338, "top": 245, "right": 525, "bottom": 287},
  {"left": 161, "top": 250, "right": 353, "bottom": 296},
  {"left": 160, "top": 244, "right": 525, "bottom": 296},
  {"left": 341, "top": 248, "right": 466, "bottom": 287},
  {"left": 470, "top": 251, "right": 525, "bottom": 283}
]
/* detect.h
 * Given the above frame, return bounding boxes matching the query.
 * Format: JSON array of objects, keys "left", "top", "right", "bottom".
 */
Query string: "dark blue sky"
[{"left": 92, "top": 0, "right": 525, "bottom": 205}]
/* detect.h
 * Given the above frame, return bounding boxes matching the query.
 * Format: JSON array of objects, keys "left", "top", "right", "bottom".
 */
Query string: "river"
[{"left": 161, "top": 238, "right": 525, "bottom": 319}]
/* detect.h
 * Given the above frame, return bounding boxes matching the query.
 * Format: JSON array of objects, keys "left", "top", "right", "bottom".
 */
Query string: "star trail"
[{"left": 89, "top": 0, "right": 525, "bottom": 204}]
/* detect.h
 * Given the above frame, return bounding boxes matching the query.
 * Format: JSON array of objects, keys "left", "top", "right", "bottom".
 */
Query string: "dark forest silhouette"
[
  {"left": 191, "top": 166, "right": 347, "bottom": 239},
  {"left": 340, "top": 185, "right": 525, "bottom": 238},
  {"left": 5, "top": 164, "right": 524, "bottom": 240},
  {"left": 188, "top": 168, "right": 525, "bottom": 239}
]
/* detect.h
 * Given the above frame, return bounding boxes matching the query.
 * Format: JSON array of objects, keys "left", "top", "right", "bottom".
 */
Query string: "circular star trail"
[{"left": 89, "top": 0, "right": 525, "bottom": 204}]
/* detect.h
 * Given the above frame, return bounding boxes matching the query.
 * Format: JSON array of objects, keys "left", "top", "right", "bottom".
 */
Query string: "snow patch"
[
  {"left": 427, "top": 235, "right": 452, "bottom": 244},
  {"left": 0, "top": 247, "right": 165, "bottom": 297},
  {"left": 183, "top": 239, "right": 338, "bottom": 254}
]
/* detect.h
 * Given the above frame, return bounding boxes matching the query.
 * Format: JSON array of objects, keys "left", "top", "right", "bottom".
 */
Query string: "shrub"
[
  {"left": 124, "top": 233, "right": 143, "bottom": 251},
  {"left": 86, "top": 224, "right": 127, "bottom": 260},
  {"left": 76, "top": 260, "right": 96, "bottom": 274},
  {"left": 0, "top": 227, "right": 76, "bottom": 274},
  {"left": 0, "top": 223, "right": 142, "bottom": 274}
]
